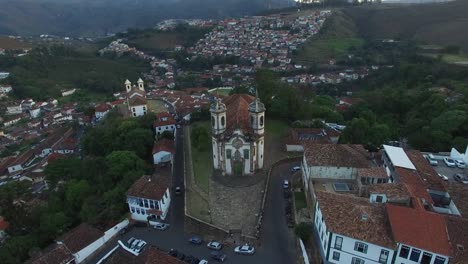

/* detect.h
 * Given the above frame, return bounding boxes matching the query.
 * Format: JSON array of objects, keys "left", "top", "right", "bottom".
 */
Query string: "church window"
[
  {"left": 211, "top": 116, "right": 215, "bottom": 127},
  {"left": 244, "top": 149, "right": 249, "bottom": 159},
  {"left": 260, "top": 116, "right": 264, "bottom": 126},
  {"left": 227, "top": 149, "right": 232, "bottom": 159},
  {"left": 221, "top": 116, "right": 225, "bottom": 126}
]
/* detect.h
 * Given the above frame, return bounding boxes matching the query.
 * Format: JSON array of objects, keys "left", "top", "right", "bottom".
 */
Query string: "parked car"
[
  {"left": 454, "top": 174, "right": 468, "bottom": 184},
  {"left": 290, "top": 166, "right": 300, "bottom": 172},
  {"left": 210, "top": 251, "right": 227, "bottom": 262},
  {"left": 234, "top": 244, "right": 255, "bottom": 255},
  {"left": 283, "top": 180, "right": 289, "bottom": 189},
  {"left": 438, "top": 173, "right": 449, "bottom": 181},
  {"left": 175, "top": 186, "right": 182, "bottom": 195},
  {"left": 207, "top": 240, "right": 222, "bottom": 250},
  {"left": 455, "top": 159, "right": 466, "bottom": 169},
  {"left": 134, "top": 240, "right": 147, "bottom": 253},
  {"left": 153, "top": 223, "right": 170, "bottom": 230},
  {"left": 198, "top": 260, "right": 208, "bottom": 264},
  {"left": 188, "top": 236, "right": 203, "bottom": 245},
  {"left": 130, "top": 239, "right": 141, "bottom": 250},
  {"left": 426, "top": 154, "right": 438, "bottom": 166},
  {"left": 444, "top": 157, "right": 456, "bottom": 167},
  {"left": 127, "top": 237, "right": 136, "bottom": 247}
]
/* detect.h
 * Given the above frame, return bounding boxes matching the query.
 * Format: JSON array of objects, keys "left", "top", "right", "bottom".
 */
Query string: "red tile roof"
[
  {"left": 446, "top": 216, "right": 468, "bottom": 264},
  {"left": 405, "top": 150, "right": 446, "bottom": 192},
  {"left": 106, "top": 245, "right": 184, "bottom": 264},
  {"left": 0, "top": 216, "right": 9, "bottom": 230},
  {"left": 57, "top": 223, "right": 103, "bottom": 253},
  {"left": 152, "top": 139, "right": 175, "bottom": 154},
  {"left": 357, "top": 167, "right": 388, "bottom": 179},
  {"left": 386, "top": 204, "right": 452, "bottom": 256},
  {"left": 395, "top": 167, "right": 434, "bottom": 206},
  {"left": 304, "top": 144, "right": 370, "bottom": 168},
  {"left": 154, "top": 112, "right": 176, "bottom": 127},
  {"left": 222, "top": 94, "right": 255, "bottom": 133},
  {"left": 28, "top": 244, "right": 74, "bottom": 264},
  {"left": 95, "top": 103, "right": 110, "bottom": 113},
  {"left": 127, "top": 173, "right": 169, "bottom": 200},
  {"left": 129, "top": 96, "right": 147, "bottom": 107}
]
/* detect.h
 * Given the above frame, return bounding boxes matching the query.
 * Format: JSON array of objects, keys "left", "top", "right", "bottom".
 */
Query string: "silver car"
[
  {"left": 153, "top": 223, "right": 170, "bottom": 231},
  {"left": 234, "top": 244, "right": 255, "bottom": 255},
  {"left": 207, "top": 240, "right": 222, "bottom": 250}
]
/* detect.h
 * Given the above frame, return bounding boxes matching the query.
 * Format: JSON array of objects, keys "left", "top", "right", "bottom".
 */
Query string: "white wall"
[
  {"left": 394, "top": 244, "right": 449, "bottom": 264},
  {"left": 153, "top": 150, "right": 172, "bottom": 164},
  {"left": 130, "top": 105, "right": 147, "bottom": 117},
  {"left": 155, "top": 124, "right": 175, "bottom": 135},
  {"left": 103, "top": 219, "right": 129, "bottom": 242},
  {"left": 128, "top": 188, "right": 171, "bottom": 221},
  {"left": 74, "top": 237, "right": 105, "bottom": 263},
  {"left": 30, "top": 108, "right": 41, "bottom": 118},
  {"left": 95, "top": 110, "right": 108, "bottom": 120},
  {"left": 286, "top": 144, "right": 304, "bottom": 152},
  {"left": 310, "top": 166, "right": 356, "bottom": 180},
  {"left": 450, "top": 146, "right": 468, "bottom": 164},
  {"left": 8, "top": 164, "right": 23, "bottom": 174}
]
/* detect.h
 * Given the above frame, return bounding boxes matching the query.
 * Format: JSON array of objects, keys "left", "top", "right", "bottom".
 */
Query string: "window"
[
  {"left": 409, "top": 249, "right": 420, "bottom": 262},
  {"left": 260, "top": 116, "right": 264, "bottom": 126},
  {"left": 379, "top": 250, "right": 389, "bottom": 263},
  {"left": 332, "top": 252, "right": 340, "bottom": 261},
  {"left": 321, "top": 232, "right": 324, "bottom": 241},
  {"left": 227, "top": 149, "right": 232, "bottom": 159},
  {"left": 376, "top": 195, "right": 383, "bottom": 203},
  {"left": 132, "top": 107, "right": 136, "bottom": 112},
  {"left": 158, "top": 127, "right": 161, "bottom": 130},
  {"left": 334, "top": 236, "right": 343, "bottom": 250},
  {"left": 211, "top": 116, "right": 215, "bottom": 127},
  {"left": 434, "top": 256, "right": 446, "bottom": 264},
  {"left": 244, "top": 149, "right": 249, "bottom": 159},
  {"left": 143, "top": 107, "right": 146, "bottom": 111},
  {"left": 399, "top": 246, "right": 410, "bottom": 258},
  {"left": 131, "top": 207, "right": 135, "bottom": 213},
  {"left": 133, "top": 113, "right": 136, "bottom": 117},
  {"left": 354, "top": 242, "right": 368, "bottom": 254},
  {"left": 351, "top": 257, "right": 365, "bottom": 264},
  {"left": 421, "top": 253, "right": 432, "bottom": 264},
  {"left": 221, "top": 116, "right": 225, "bottom": 126},
  {"left": 136, "top": 208, "right": 141, "bottom": 214},
  {"left": 250, "top": 116, "right": 254, "bottom": 126}
]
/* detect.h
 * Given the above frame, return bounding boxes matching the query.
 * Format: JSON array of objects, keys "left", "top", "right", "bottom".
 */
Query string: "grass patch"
[
  {"left": 187, "top": 190, "right": 211, "bottom": 222},
  {"left": 190, "top": 121, "right": 212, "bottom": 194},
  {"left": 266, "top": 119, "right": 289, "bottom": 138},
  {"left": 147, "top": 99, "right": 169, "bottom": 113},
  {"left": 294, "top": 191, "right": 307, "bottom": 211}
]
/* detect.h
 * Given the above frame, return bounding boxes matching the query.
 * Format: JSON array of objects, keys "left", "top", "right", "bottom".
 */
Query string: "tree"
[
  {"left": 159, "top": 130, "right": 175, "bottom": 140},
  {"left": 191, "top": 125, "right": 210, "bottom": 151},
  {"left": 294, "top": 223, "right": 311, "bottom": 242}
]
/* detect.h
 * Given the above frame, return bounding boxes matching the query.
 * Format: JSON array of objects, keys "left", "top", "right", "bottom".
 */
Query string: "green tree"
[{"left": 294, "top": 223, "right": 311, "bottom": 242}]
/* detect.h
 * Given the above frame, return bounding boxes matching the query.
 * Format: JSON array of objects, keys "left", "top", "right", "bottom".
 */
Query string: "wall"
[
  {"left": 286, "top": 144, "right": 304, "bottom": 152},
  {"left": 95, "top": 110, "right": 108, "bottom": 120},
  {"left": 74, "top": 237, "right": 105, "bottom": 263},
  {"left": 394, "top": 244, "right": 449, "bottom": 264},
  {"left": 310, "top": 166, "right": 356, "bottom": 180},
  {"left": 328, "top": 233, "right": 394, "bottom": 264},
  {"left": 155, "top": 124, "right": 175, "bottom": 135},
  {"left": 153, "top": 151, "right": 172, "bottom": 164},
  {"left": 130, "top": 105, "right": 147, "bottom": 117},
  {"left": 8, "top": 164, "right": 23, "bottom": 174},
  {"left": 128, "top": 190, "right": 170, "bottom": 221},
  {"left": 103, "top": 219, "right": 130, "bottom": 242}
]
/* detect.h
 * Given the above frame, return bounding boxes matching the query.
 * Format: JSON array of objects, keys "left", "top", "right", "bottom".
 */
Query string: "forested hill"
[
  {"left": 0, "top": 0, "right": 288, "bottom": 37},
  {"left": 344, "top": 0, "right": 468, "bottom": 52}
]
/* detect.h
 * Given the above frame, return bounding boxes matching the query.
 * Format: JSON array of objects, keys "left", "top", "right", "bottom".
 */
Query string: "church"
[
  {"left": 210, "top": 93, "right": 265, "bottom": 176},
  {"left": 124, "top": 78, "right": 148, "bottom": 117}
]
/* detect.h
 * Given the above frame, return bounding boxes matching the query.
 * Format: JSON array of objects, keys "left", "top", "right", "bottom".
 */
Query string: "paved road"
[{"left": 88, "top": 129, "right": 297, "bottom": 264}]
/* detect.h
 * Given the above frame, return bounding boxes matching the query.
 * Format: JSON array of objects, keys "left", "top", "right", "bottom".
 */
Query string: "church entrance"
[{"left": 233, "top": 161, "right": 243, "bottom": 176}]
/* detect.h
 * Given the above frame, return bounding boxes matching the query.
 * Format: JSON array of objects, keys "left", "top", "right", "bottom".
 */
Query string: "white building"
[
  {"left": 153, "top": 112, "right": 176, "bottom": 136},
  {"left": 94, "top": 103, "right": 110, "bottom": 120},
  {"left": 126, "top": 174, "right": 171, "bottom": 221},
  {"left": 125, "top": 78, "right": 148, "bottom": 117},
  {"left": 314, "top": 191, "right": 396, "bottom": 264},
  {"left": 0, "top": 72, "right": 9, "bottom": 79},
  {"left": 302, "top": 144, "right": 370, "bottom": 191},
  {"left": 210, "top": 94, "right": 265, "bottom": 176},
  {"left": 152, "top": 139, "right": 174, "bottom": 165},
  {"left": 0, "top": 85, "right": 12, "bottom": 93},
  {"left": 6, "top": 103, "right": 22, "bottom": 115},
  {"left": 450, "top": 145, "right": 468, "bottom": 165},
  {"left": 29, "top": 107, "right": 41, "bottom": 118}
]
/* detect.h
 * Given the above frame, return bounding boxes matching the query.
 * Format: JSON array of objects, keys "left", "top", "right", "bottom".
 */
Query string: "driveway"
[{"left": 87, "top": 132, "right": 297, "bottom": 264}]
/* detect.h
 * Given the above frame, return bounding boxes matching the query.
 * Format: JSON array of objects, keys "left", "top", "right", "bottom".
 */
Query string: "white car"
[
  {"left": 290, "top": 166, "right": 301, "bottom": 172},
  {"left": 134, "top": 240, "right": 147, "bottom": 253},
  {"left": 198, "top": 260, "right": 208, "bottom": 264},
  {"left": 455, "top": 160, "right": 466, "bottom": 169},
  {"left": 283, "top": 180, "right": 289, "bottom": 189},
  {"left": 207, "top": 240, "right": 222, "bottom": 250},
  {"left": 444, "top": 157, "right": 456, "bottom": 168},
  {"left": 130, "top": 239, "right": 141, "bottom": 250},
  {"left": 234, "top": 244, "right": 255, "bottom": 255},
  {"left": 425, "top": 154, "right": 438, "bottom": 166},
  {"left": 153, "top": 223, "right": 170, "bottom": 231},
  {"left": 438, "top": 173, "right": 449, "bottom": 181}
]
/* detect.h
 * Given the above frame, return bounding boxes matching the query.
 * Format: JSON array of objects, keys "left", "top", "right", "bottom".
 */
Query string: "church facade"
[
  {"left": 210, "top": 94, "right": 265, "bottom": 176},
  {"left": 124, "top": 78, "right": 148, "bottom": 117}
]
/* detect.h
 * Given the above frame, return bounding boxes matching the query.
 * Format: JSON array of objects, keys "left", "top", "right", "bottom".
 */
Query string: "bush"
[{"left": 294, "top": 223, "right": 311, "bottom": 242}]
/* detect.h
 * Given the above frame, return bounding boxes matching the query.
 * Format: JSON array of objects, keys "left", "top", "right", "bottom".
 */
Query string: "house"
[
  {"left": 126, "top": 172, "right": 171, "bottom": 221},
  {"left": 0, "top": 85, "right": 13, "bottom": 93},
  {"left": 285, "top": 128, "right": 340, "bottom": 152},
  {"left": 302, "top": 144, "right": 370, "bottom": 190},
  {"left": 27, "top": 243, "right": 74, "bottom": 264},
  {"left": 94, "top": 103, "right": 110, "bottom": 120},
  {"left": 61, "top": 88, "right": 76, "bottom": 97},
  {"left": 314, "top": 191, "right": 396, "bottom": 264},
  {"left": 105, "top": 245, "right": 185, "bottom": 264},
  {"left": 386, "top": 204, "right": 451, "bottom": 264},
  {"left": 53, "top": 138, "right": 76, "bottom": 154},
  {"left": 0, "top": 72, "right": 10, "bottom": 79},
  {"left": 152, "top": 139, "right": 174, "bottom": 165},
  {"left": 210, "top": 94, "right": 266, "bottom": 176},
  {"left": 56, "top": 223, "right": 104, "bottom": 263},
  {"left": 153, "top": 112, "right": 176, "bottom": 136},
  {"left": 6, "top": 102, "right": 22, "bottom": 115},
  {"left": 358, "top": 167, "right": 389, "bottom": 185},
  {"left": 3, "top": 114, "right": 23, "bottom": 127}
]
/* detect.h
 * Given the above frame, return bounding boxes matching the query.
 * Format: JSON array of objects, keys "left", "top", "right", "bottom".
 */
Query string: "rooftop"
[
  {"left": 383, "top": 145, "right": 416, "bottom": 170},
  {"left": 57, "top": 223, "right": 103, "bottom": 253},
  {"left": 386, "top": 204, "right": 451, "bottom": 256},
  {"left": 152, "top": 139, "right": 175, "bottom": 154},
  {"left": 27, "top": 244, "right": 73, "bottom": 264},
  {"left": 405, "top": 149, "right": 445, "bottom": 192},
  {"left": 357, "top": 167, "right": 388, "bottom": 179},
  {"left": 304, "top": 144, "right": 370, "bottom": 168},
  {"left": 446, "top": 216, "right": 468, "bottom": 263},
  {"left": 222, "top": 94, "right": 255, "bottom": 133},
  {"left": 105, "top": 245, "right": 184, "bottom": 264},
  {"left": 366, "top": 183, "right": 410, "bottom": 201},
  {"left": 127, "top": 173, "right": 170, "bottom": 200},
  {"left": 316, "top": 191, "right": 395, "bottom": 249}
]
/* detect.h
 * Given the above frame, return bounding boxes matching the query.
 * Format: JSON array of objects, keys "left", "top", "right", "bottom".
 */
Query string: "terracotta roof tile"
[
  {"left": 386, "top": 204, "right": 451, "bottom": 256},
  {"left": 316, "top": 191, "right": 395, "bottom": 248},
  {"left": 445, "top": 183, "right": 468, "bottom": 219},
  {"left": 106, "top": 246, "right": 184, "bottom": 264},
  {"left": 57, "top": 223, "right": 103, "bottom": 253},
  {"left": 395, "top": 167, "right": 434, "bottom": 206},
  {"left": 28, "top": 244, "right": 74, "bottom": 264},
  {"left": 152, "top": 139, "right": 175, "bottom": 154},
  {"left": 358, "top": 167, "right": 388, "bottom": 178},
  {"left": 405, "top": 150, "right": 446, "bottom": 192},
  {"left": 129, "top": 96, "right": 147, "bottom": 107},
  {"left": 367, "top": 183, "right": 410, "bottom": 202},
  {"left": 285, "top": 128, "right": 333, "bottom": 145},
  {"left": 304, "top": 144, "right": 370, "bottom": 168},
  {"left": 127, "top": 173, "right": 169, "bottom": 200},
  {"left": 222, "top": 94, "right": 255, "bottom": 132},
  {"left": 446, "top": 216, "right": 468, "bottom": 264}
]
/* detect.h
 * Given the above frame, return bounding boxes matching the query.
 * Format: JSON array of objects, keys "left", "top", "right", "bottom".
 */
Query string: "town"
[{"left": 0, "top": 4, "right": 468, "bottom": 264}]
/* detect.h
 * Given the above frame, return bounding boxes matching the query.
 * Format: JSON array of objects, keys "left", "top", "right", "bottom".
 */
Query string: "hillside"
[
  {"left": 344, "top": 0, "right": 468, "bottom": 52},
  {"left": 0, "top": 0, "right": 288, "bottom": 37}
]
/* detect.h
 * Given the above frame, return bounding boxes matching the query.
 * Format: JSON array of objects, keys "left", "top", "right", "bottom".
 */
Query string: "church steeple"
[{"left": 249, "top": 88, "right": 265, "bottom": 135}]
